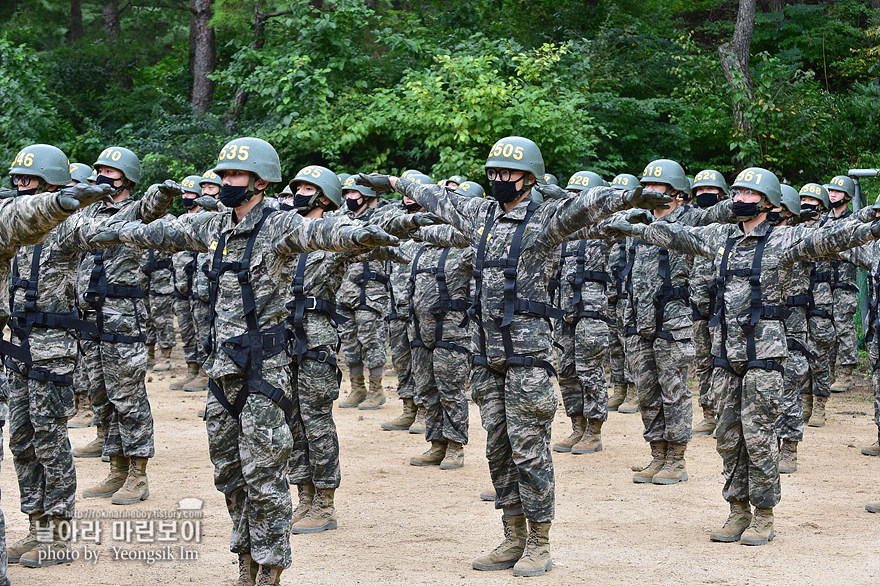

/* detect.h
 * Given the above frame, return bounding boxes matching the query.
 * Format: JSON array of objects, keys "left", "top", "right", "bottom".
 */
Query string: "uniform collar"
[
  {"left": 656, "top": 203, "right": 687, "bottom": 223},
  {"left": 497, "top": 196, "right": 537, "bottom": 221},
  {"left": 223, "top": 197, "right": 269, "bottom": 235}
]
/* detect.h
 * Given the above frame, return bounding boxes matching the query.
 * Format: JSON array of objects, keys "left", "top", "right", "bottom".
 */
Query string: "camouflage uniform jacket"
[
  {"left": 823, "top": 208, "right": 859, "bottom": 294},
  {"left": 114, "top": 198, "right": 371, "bottom": 379},
  {"left": 172, "top": 250, "right": 197, "bottom": 298},
  {"left": 395, "top": 178, "right": 628, "bottom": 368},
  {"left": 336, "top": 206, "right": 389, "bottom": 313},
  {"left": 555, "top": 237, "right": 610, "bottom": 324},
  {"left": 141, "top": 214, "right": 176, "bottom": 296},
  {"left": 630, "top": 216, "right": 875, "bottom": 363}
]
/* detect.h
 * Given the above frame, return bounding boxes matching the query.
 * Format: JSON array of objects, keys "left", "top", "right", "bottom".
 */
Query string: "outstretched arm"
[
  {"left": 414, "top": 224, "right": 469, "bottom": 248},
  {"left": 0, "top": 191, "right": 78, "bottom": 250},
  {"left": 272, "top": 214, "right": 398, "bottom": 257},
  {"left": 629, "top": 221, "right": 722, "bottom": 259},
  {"left": 786, "top": 217, "right": 879, "bottom": 262},
  {"left": 133, "top": 181, "right": 184, "bottom": 223}
]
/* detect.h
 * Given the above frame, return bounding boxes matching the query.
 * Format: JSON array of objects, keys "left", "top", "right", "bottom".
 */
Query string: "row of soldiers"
[{"left": 1, "top": 134, "right": 879, "bottom": 585}]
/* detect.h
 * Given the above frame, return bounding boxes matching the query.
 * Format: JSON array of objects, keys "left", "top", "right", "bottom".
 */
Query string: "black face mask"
[
  {"left": 801, "top": 202, "right": 819, "bottom": 214},
  {"left": 95, "top": 174, "right": 121, "bottom": 191},
  {"left": 181, "top": 197, "right": 197, "bottom": 209},
  {"left": 832, "top": 199, "right": 848, "bottom": 210},
  {"left": 766, "top": 210, "right": 782, "bottom": 225},
  {"left": 405, "top": 202, "right": 422, "bottom": 213},
  {"left": 218, "top": 184, "right": 250, "bottom": 208},
  {"left": 17, "top": 188, "right": 37, "bottom": 197},
  {"left": 491, "top": 179, "right": 530, "bottom": 203},
  {"left": 346, "top": 197, "right": 364, "bottom": 212},
  {"left": 293, "top": 194, "right": 314, "bottom": 209},
  {"left": 279, "top": 203, "right": 294, "bottom": 212},
  {"left": 732, "top": 201, "right": 760, "bottom": 220},
  {"left": 695, "top": 192, "right": 720, "bottom": 209}
]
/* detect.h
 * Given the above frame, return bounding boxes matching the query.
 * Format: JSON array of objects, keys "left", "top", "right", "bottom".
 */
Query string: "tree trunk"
[
  {"left": 102, "top": 1, "right": 121, "bottom": 42},
  {"left": 190, "top": 0, "right": 216, "bottom": 115},
  {"left": 718, "top": 0, "right": 756, "bottom": 151},
  {"left": 70, "top": 0, "right": 83, "bottom": 43}
]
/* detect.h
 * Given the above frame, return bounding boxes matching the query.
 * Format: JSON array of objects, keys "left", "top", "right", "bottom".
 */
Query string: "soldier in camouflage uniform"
[
  {"left": 337, "top": 177, "right": 391, "bottom": 411},
  {"left": 1, "top": 144, "right": 116, "bottom": 575},
  {"left": 613, "top": 167, "right": 880, "bottom": 546},
  {"left": 689, "top": 170, "right": 730, "bottom": 435},
  {"left": 551, "top": 172, "right": 612, "bottom": 456},
  {"left": 142, "top": 243, "right": 177, "bottom": 371},
  {"left": 90, "top": 138, "right": 397, "bottom": 586},
  {"left": 606, "top": 174, "right": 640, "bottom": 414},
  {"left": 73, "top": 147, "right": 178, "bottom": 508},
  {"left": 823, "top": 175, "right": 861, "bottom": 392},
  {"left": 356, "top": 135, "right": 671, "bottom": 577}
]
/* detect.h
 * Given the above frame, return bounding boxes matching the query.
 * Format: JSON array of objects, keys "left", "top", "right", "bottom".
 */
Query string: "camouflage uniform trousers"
[
  {"left": 626, "top": 334, "right": 694, "bottom": 444},
  {"left": 607, "top": 298, "right": 630, "bottom": 386},
  {"left": 805, "top": 316, "right": 834, "bottom": 398},
  {"left": 174, "top": 297, "right": 199, "bottom": 364},
  {"left": 72, "top": 343, "right": 90, "bottom": 400},
  {"left": 870, "top": 338, "right": 880, "bottom": 430},
  {"left": 79, "top": 313, "right": 155, "bottom": 458},
  {"left": 831, "top": 288, "right": 859, "bottom": 367},
  {"left": 206, "top": 367, "right": 293, "bottom": 568},
  {"left": 693, "top": 318, "right": 714, "bottom": 409},
  {"left": 0, "top": 429, "right": 9, "bottom": 586},
  {"left": 411, "top": 344, "right": 469, "bottom": 445},
  {"left": 776, "top": 337, "right": 808, "bottom": 443},
  {"left": 713, "top": 363, "right": 782, "bottom": 509},
  {"left": 558, "top": 319, "right": 609, "bottom": 421},
  {"left": 145, "top": 292, "right": 177, "bottom": 349},
  {"left": 191, "top": 299, "right": 211, "bottom": 363},
  {"left": 8, "top": 358, "right": 76, "bottom": 520},
  {"left": 337, "top": 307, "right": 387, "bottom": 370},
  {"left": 77, "top": 338, "right": 110, "bottom": 430},
  {"left": 286, "top": 346, "right": 341, "bottom": 489},
  {"left": 387, "top": 315, "right": 416, "bottom": 402},
  {"left": 472, "top": 351, "right": 557, "bottom": 523}
]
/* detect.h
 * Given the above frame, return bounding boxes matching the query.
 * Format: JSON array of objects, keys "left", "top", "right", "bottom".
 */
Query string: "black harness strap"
[
  {"left": 409, "top": 245, "right": 470, "bottom": 354},
  {"left": 286, "top": 251, "right": 348, "bottom": 363},
  {"left": 353, "top": 260, "right": 389, "bottom": 314},
  {"left": 807, "top": 264, "right": 833, "bottom": 319},
  {"left": 82, "top": 247, "right": 146, "bottom": 344},
  {"left": 652, "top": 247, "right": 689, "bottom": 341},
  {"left": 611, "top": 238, "right": 627, "bottom": 300}
]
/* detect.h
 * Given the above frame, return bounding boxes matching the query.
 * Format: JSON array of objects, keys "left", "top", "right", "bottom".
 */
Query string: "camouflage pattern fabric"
[
  {"left": 0, "top": 419, "right": 8, "bottom": 586},
  {"left": 174, "top": 296, "right": 198, "bottom": 363},
  {"left": 144, "top": 290, "right": 176, "bottom": 349},
  {"left": 805, "top": 222, "right": 837, "bottom": 399},
  {"left": 824, "top": 209, "right": 859, "bottom": 368},
  {"left": 606, "top": 239, "right": 630, "bottom": 386},
  {"left": 776, "top": 259, "right": 811, "bottom": 442}
]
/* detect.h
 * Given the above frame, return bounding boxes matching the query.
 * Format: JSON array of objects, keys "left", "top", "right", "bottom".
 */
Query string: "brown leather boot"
[
  {"left": 632, "top": 441, "right": 667, "bottom": 483},
  {"left": 153, "top": 346, "right": 173, "bottom": 371},
  {"left": 779, "top": 439, "right": 798, "bottom": 474},
  {"left": 381, "top": 397, "right": 416, "bottom": 430},
  {"left": 512, "top": 520, "right": 552, "bottom": 577},
  {"left": 72, "top": 425, "right": 105, "bottom": 458},
  {"left": 807, "top": 396, "right": 827, "bottom": 427},
  {"left": 236, "top": 553, "right": 258, "bottom": 586},
  {"left": 830, "top": 364, "right": 854, "bottom": 392},
  {"left": 693, "top": 406, "right": 716, "bottom": 435},
  {"left": 618, "top": 383, "right": 639, "bottom": 413},
  {"left": 170, "top": 361, "right": 200, "bottom": 390},
  {"left": 20, "top": 516, "right": 73, "bottom": 567},
  {"left": 408, "top": 406, "right": 426, "bottom": 434},
  {"left": 68, "top": 394, "right": 94, "bottom": 428},
  {"left": 358, "top": 375, "right": 386, "bottom": 410},
  {"left": 339, "top": 374, "right": 367, "bottom": 408},
  {"left": 255, "top": 565, "right": 283, "bottom": 586},
  {"left": 410, "top": 440, "right": 447, "bottom": 466},
  {"left": 710, "top": 501, "right": 752, "bottom": 542},
  {"left": 83, "top": 455, "right": 129, "bottom": 498},
  {"left": 290, "top": 488, "right": 337, "bottom": 534},
  {"left": 291, "top": 482, "right": 315, "bottom": 525},
  {"left": 440, "top": 441, "right": 464, "bottom": 469},
  {"left": 480, "top": 487, "right": 496, "bottom": 502},
  {"left": 7, "top": 513, "right": 41, "bottom": 562},
  {"left": 802, "top": 394, "right": 813, "bottom": 422},
  {"left": 740, "top": 507, "right": 775, "bottom": 546},
  {"left": 183, "top": 367, "right": 209, "bottom": 392},
  {"left": 552, "top": 416, "right": 586, "bottom": 453},
  {"left": 571, "top": 419, "right": 603, "bottom": 454},
  {"left": 111, "top": 456, "right": 150, "bottom": 504},
  {"left": 607, "top": 384, "right": 627, "bottom": 411},
  {"left": 652, "top": 442, "right": 688, "bottom": 484},
  {"left": 472, "top": 515, "right": 527, "bottom": 571}
]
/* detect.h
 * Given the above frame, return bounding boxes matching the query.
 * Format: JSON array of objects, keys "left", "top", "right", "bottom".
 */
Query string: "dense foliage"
[{"left": 2, "top": 0, "right": 880, "bottom": 200}]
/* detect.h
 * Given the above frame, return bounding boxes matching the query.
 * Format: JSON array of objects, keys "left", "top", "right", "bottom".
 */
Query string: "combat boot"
[
  {"left": 255, "top": 565, "right": 283, "bottom": 586},
  {"left": 339, "top": 374, "right": 367, "bottom": 408},
  {"left": 381, "top": 397, "right": 417, "bottom": 430},
  {"left": 183, "top": 367, "right": 209, "bottom": 392},
  {"left": 153, "top": 346, "right": 173, "bottom": 371},
  {"left": 410, "top": 440, "right": 447, "bottom": 466},
  {"left": 571, "top": 419, "right": 603, "bottom": 454},
  {"left": 68, "top": 394, "right": 94, "bottom": 428},
  {"left": 618, "top": 383, "right": 639, "bottom": 414},
  {"left": 20, "top": 516, "right": 73, "bottom": 568},
  {"left": 409, "top": 406, "right": 426, "bottom": 434},
  {"left": 740, "top": 507, "right": 774, "bottom": 546},
  {"left": 358, "top": 375, "right": 386, "bottom": 410},
  {"left": 72, "top": 425, "right": 105, "bottom": 458},
  {"left": 440, "top": 441, "right": 464, "bottom": 469},
  {"left": 83, "top": 455, "right": 129, "bottom": 498},
  {"left": 830, "top": 364, "right": 853, "bottom": 392},
  {"left": 693, "top": 406, "right": 716, "bottom": 435},
  {"left": 291, "top": 488, "right": 337, "bottom": 534},
  {"left": 607, "top": 384, "right": 627, "bottom": 411},
  {"left": 807, "top": 396, "right": 827, "bottom": 427},
  {"left": 709, "top": 501, "right": 752, "bottom": 542},
  {"left": 111, "top": 456, "right": 150, "bottom": 504},
  {"left": 861, "top": 430, "right": 880, "bottom": 456},
  {"left": 170, "top": 362, "right": 200, "bottom": 390},
  {"left": 779, "top": 439, "right": 798, "bottom": 474},
  {"left": 480, "top": 487, "right": 496, "bottom": 502},
  {"left": 552, "top": 415, "right": 586, "bottom": 453},
  {"left": 7, "top": 513, "right": 41, "bottom": 562},
  {"left": 146, "top": 343, "right": 156, "bottom": 368},
  {"left": 236, "top": 553, "right": 258, "bottom": 586},
  {"left": 652, "top": 442, "right": 688, "bottom": 485},
  {"left": 472, "top": 515, "right": 527, "bottom": 571},
  {"left": 801, "top": 394, "right": 813, "bottom": 422},
  {"left": 632, "top": 441, "right": 667, "bottom": 483},
  {"left": 866, "top": 501, "right": 880, "bottom": 513},
  {"left": 512, "top": 521, "right": 552, "bottom": 577},
  {"left": 291, "top": 482, "right": 315, "bottom": 526}
]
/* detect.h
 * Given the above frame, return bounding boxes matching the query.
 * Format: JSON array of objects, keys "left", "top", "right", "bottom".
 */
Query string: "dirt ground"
[{"left": 3, "top": 350, "right": 879, "bottom": 585}]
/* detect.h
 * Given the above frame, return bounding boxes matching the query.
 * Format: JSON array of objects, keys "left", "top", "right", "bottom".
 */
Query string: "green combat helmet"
[
  {"left": 279, "top": 184, "right": 293, "bottom": 197},
  {"left": 94, "top": 146, "right": 141, "bottom": 184},
  {"left": 799, "top": 183, "right": 830, "bottom": 211},
  {"left": 69, "top": 163, "right": 92, "bottom": 185},
  {"left": 400, "top": 170, "right": 422, "bottom": 180},
  {"left": 824, "top": 175, "right": 855, "bottom": 200},
  {"left": 87, "top": 171, "right": 97, "bottom": 183},
  {"left": 731, "top": 167, "right": 782, "bottom": 206},
  {"left": 180, "top": 175, "right": 203, "bottom": 196},
  {"left": 342, "top": 174, "right": 377, "bottom": 199},
  {"left": 290, "top": 165, "right": 343, "bottom": 211},
  {"left": 454, "top": 181, "right": 485, "bottom": 198},
  {"left": 337, "top": 172, "right": 351, "bottom": 186},
  {"left": 485, "top": 136, "right": 545, "bottom": 179},
  {"left": 10, "top": 144, "right": 71, "bottom": 187},
  {"left": 446, "top": 174, "right": 466, "bottom": 186},
  {"left": 213, "top": 137, "right": 281, "bottom": 183},
  {"left": 692, "top": 169, "right": 729, "bottom": 197},
  {"left": 406, "top": 172, "right": 435, "bottom": 186},
  {"left": 199, "top": 170, "right": 222, "bottom": 188},
  {"left": 610, "top": 173, "right": 641, "bottom": 191},
  {"left": 544, "top": 173, "right": 558, "bottom": 186},
  {"left": 566, "top": 171, "right": 608, "bottom": 192},
  {"left": 780, "top": 184, "right": 801, "bottom": 216},
  {"left": 640, "top": 159, "right": 690, "bottom": 194}
]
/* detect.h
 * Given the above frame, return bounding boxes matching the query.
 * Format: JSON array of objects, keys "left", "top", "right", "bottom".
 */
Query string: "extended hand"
[
  {"left": 158, "top": 179, "right": 184, "bottom": 197},
  {"left": 355, "top": 173, "right": 394, "bottom": 192},
  {"left": 354, "top": 225, "right": 400, "bottom": 247},
  {"left": 194, "top": 196, "right": 219, "bottom": 211},
  {"left": 623, "top": 187, "right": 672, "bottom": 210},
  {"left": 535, "top": 183, "right": 569, "bottom": 200},
  {"left": 607, "top": 220, "right": 636, "bottom": 238},
  {"left": 57, "top": 184, "right": 115, "bottom": 211},
  {"left": 626, "top": 209, "right": 654, "bottom": 225}
]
